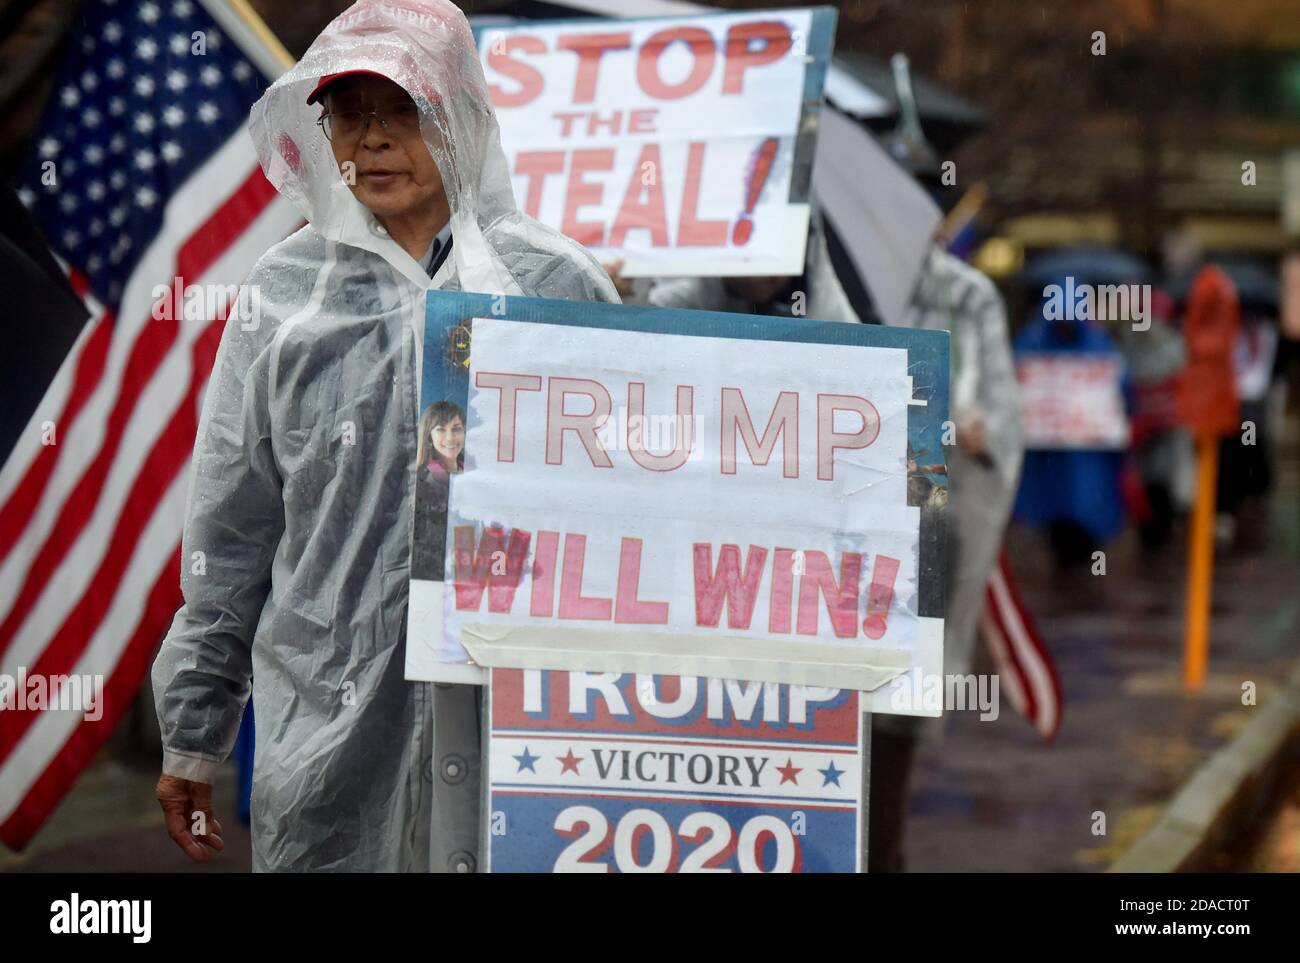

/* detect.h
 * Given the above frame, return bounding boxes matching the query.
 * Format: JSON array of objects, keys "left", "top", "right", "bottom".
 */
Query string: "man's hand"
[
  {"left": 601, "top": 257, "right": 635, "bottom": 298},
  {"left": 157, "top": 773, "right": 225, "bottom": 863},
  {"left": 957, "top": 413, "right": 988, "bottom": 458}
]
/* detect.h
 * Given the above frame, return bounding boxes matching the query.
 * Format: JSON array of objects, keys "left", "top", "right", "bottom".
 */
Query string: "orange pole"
[{"left": 1183, "top": 433, "right": 1219, "bottom": 690}]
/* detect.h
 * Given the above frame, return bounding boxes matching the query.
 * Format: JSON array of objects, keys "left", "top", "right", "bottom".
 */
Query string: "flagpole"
[{"left": 198, "top": 0, "right": 295, "bottom": 78}]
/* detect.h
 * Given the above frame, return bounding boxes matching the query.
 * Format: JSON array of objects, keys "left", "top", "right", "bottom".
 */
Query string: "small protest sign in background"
[{"left": 1017, "top": 354, "right": 1130, "bottom": 449}]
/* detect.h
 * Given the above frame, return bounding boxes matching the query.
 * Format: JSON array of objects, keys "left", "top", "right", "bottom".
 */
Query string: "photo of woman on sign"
[{"left": 411, "top": 400, "right": 465, "bottom": 580}]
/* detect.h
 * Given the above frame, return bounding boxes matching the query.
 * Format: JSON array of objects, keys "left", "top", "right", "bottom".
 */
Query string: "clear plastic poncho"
[
  {"left": 901, "top": 249, "right": 1022, "bottom": 682},
  {"left": 152, "top": 0, "right": 618, "bottom": 872}
]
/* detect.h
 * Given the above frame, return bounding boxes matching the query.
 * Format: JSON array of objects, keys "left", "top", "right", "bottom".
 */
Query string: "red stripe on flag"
[
  {"left": 983, "top": 555, "right": 1062, "bottom": 741},
  {"left": 67, "top": 268, "right": 90, "bottom": 299},
  {"left": 985, "top": 576, "right": 1038, "bottom": 723},
  {"left": 0, "top": 316, "right": 224, "bottom": 768},
  {"left": 994, "top": 554, "right": 1063, "bottom": 734},
  {"left": 175, "top": 169, "right": 278, "bottom": 285},
  {"left": 0, "top": 319, "right": 179, "bottom": 657},
  {"left": 0, "top": 169, "right": 276, "bottom": 661},
  {"left": 0, "top": 543, "right": 182, "bottom": 850},
  {"left": 982, "top": 609, "right": 1026, "bottom": 716}
]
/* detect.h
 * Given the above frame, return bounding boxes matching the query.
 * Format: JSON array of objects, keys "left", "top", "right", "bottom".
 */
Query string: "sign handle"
[{"left": 860, "top": 709, "right": 872, "bottom": 874}]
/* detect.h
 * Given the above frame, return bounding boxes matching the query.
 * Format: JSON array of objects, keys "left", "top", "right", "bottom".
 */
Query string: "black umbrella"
[
  {"left": 829, "top": 51, "right": 988, "bottom": 154},
  {"left": 0, "top": 186, "right": 90, "bottom": 467}
]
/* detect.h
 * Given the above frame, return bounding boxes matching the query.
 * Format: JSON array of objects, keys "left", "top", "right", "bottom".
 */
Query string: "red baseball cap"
[{"left": 305, "top": 69, "right": 393, "bottom": 105}]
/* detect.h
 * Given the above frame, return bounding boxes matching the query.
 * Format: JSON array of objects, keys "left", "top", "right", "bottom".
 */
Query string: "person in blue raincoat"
[{"left": 1012, "top": 280, "right": 1131, "bottom": 564}]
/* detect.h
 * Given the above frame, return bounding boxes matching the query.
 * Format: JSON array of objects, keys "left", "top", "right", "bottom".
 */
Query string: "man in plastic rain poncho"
[{"left": 151, "top": 0, "right": 618, "bottom": 873}]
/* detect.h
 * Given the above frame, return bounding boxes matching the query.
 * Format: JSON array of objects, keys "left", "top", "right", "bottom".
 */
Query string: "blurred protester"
[
  {"left": 1118, "top": 290, "right": 1194, "bottom": 548},
  {"left": 1013, "top": 282, "right": 1132, "bottom": 566},
  {"left": 1217, "top": 302, "right": 1280, "bottom": 542},
  {"left": 1175, "top": 265, "right": 1244, "bottom": 550},
  {"left": 902, "top": 247, "right": 1022, "bottom": 686}
]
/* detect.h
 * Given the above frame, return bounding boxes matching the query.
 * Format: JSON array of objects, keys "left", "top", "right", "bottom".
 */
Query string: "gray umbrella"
[{"left": 1021, "top": 247, "right": 1154, "bottom": 288}]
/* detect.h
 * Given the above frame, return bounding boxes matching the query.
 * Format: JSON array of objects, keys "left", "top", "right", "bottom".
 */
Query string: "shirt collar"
[{"left": 421, "top": 220, "right": 453, "bottom": 275}]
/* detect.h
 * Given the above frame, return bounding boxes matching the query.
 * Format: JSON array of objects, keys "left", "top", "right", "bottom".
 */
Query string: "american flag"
[
  {"left": 981, "top": 553, "right": 1063, "bottom": 742},
  {"left": 0, "top": 0, "right": 299, "bottom": 849}
]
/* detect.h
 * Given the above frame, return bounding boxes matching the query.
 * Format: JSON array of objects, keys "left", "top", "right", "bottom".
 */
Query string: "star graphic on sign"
[
  {"left": 513, "top": 746, "right": 539, "bottom": 773},
  {"left": 818, "top": 760, "right": 845, "bottom": 788},
  {"left": 776, "top": 758, "right": 802, "bottom": 785},
  {"left": 558, "top": 748, "right": 583, "bottom": 775}
]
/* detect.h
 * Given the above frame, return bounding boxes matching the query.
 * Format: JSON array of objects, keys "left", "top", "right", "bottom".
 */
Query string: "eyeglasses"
[{"left": 317, "top": 103, "right": 421, "bottom": 143}]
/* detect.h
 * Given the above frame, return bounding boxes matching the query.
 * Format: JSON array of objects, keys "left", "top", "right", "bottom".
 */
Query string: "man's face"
[{"left": 322, "top": 75, "right": 446, "bottom": 221}]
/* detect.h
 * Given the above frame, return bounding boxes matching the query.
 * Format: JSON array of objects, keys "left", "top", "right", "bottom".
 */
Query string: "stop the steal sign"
[{"left": 439, "top": 313, "right": 928, "bottom": 692}]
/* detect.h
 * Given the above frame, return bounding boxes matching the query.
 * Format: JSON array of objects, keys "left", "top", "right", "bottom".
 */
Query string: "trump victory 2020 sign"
[{"left": 485, "top": 669, "right": 864, "bottom": 873}]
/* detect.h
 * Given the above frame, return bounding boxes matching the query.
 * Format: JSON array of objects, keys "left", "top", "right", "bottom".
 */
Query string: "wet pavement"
[
  {"left": 0, "top": 759, "right": 252, "bottom": 872},
  {"left": 4, "top": 428, "right": 1298, "bottom": 873},
  {"left": 1234, "top": 759, "right": 1300, "bottom": 872},
  {"left": 905, "top": 428, "right": 1300, "bottom": 872}
]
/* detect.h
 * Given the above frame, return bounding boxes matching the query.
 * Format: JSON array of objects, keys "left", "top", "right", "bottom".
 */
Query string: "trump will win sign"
[
  {"left": 406, "top": 293, "right": 949, "bottom": 695},
  {"left": 476, "top": 8, "right": 836, "bottom": 277},
  {"left": 485, "top": 668, "right": 863, "bottom": 873}
]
